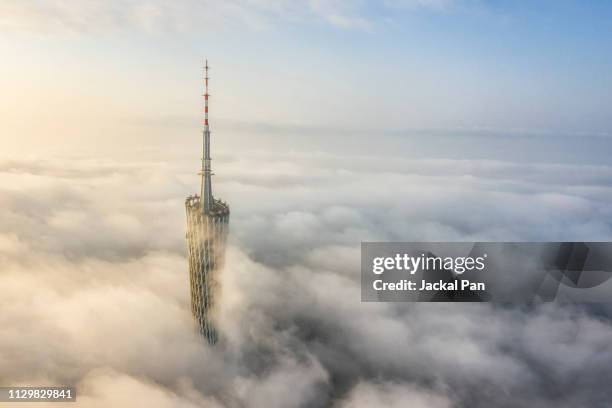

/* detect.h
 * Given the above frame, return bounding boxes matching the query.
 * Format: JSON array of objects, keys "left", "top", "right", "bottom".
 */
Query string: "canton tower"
[{"left": 185, "top": 60, "right": 230, "bottom": 344}]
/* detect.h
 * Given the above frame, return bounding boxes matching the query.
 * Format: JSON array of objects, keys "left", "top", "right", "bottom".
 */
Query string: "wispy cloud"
[
  {"left": 0, "top": 0, "right": 457, "bottom": 34},
  {"left": 385, "top": 0, "right": 456, "bottom": 11}
]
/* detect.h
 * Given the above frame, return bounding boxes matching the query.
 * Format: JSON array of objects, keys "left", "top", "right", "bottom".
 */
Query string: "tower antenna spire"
[{"left": 200, "top": 59, "right": 213, "bottom": 213}]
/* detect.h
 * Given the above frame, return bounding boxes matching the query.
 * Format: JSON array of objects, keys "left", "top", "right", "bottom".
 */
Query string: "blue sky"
[{"left": 1, "top": 0, "right": 611, "bottom": 160}]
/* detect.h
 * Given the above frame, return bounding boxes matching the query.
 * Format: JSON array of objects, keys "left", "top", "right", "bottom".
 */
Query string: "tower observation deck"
[{"left": 185, "top": 60, "right": 230, "bottom": 344}]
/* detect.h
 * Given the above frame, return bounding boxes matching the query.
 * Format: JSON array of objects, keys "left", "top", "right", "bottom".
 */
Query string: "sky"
[
  {"left": 2, "top": 1, "right": 612, "bottom": 407},
  {"left": 1, "top": 0, "right": 612, "bottom": 160}
]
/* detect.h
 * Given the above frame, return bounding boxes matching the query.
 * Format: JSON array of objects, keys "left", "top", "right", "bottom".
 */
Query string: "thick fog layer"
[{"left": 1, "top": 149, "right": 612, "bottom": 407}]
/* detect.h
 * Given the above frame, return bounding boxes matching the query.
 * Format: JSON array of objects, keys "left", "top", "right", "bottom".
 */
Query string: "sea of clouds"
[{"left": 1, "top": 147, "right": 612, "bottom": 407}]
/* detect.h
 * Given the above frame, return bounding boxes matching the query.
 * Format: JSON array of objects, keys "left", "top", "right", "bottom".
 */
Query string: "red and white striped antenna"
[
  {"left": 200, "top": 59, "right": 213, "bottom": 214},
  {"left": 204, "top": 59, "right": 209, "bottom": 127}
]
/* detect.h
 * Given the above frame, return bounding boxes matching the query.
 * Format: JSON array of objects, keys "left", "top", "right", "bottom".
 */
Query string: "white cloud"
[
  {"left": 339, "top": 382, "right": 452, "bottom": 408},
  {"left": 1, "top": 150, "right": 612, "bottom": 406}
]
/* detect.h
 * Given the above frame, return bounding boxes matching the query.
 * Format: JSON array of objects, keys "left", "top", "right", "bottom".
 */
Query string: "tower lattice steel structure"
[{"left": 185, "top": 60, "right": 230, "bottom": 344}]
